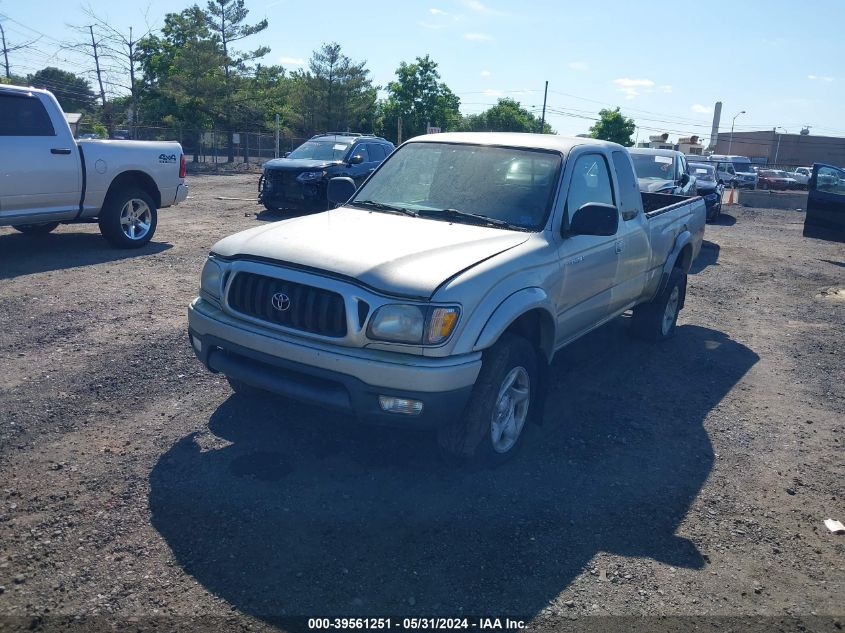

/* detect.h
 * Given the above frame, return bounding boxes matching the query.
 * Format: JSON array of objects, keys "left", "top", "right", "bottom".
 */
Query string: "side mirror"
[
  {"left": 282, "top": 151, "right": 291, "bottom": 158},
  {"left": 679, "top": 172, "right": 690, "bottom": 186},
  {"left": 568, "top": 203, "right": 619, "bottom": 237},
  {"left": 348, "top": 154, "right": 364, "bottom": 166},
  {"left": 327, "top": 177, "right": 357, "bottom": 205}
]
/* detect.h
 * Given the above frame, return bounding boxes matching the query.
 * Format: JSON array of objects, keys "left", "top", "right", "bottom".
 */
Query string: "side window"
[
  {"left": 678, "top": 155, "right": 687, "bottom": 177},
  {"left": 352, "top": 144, "right": 370, "bottom": 163},
  {"left": 611, "top": 151, "right": 641, "bottom": 220},
  {"left": 817, "top": 166, "right": 845, "bottom": 195},
  {"left": 567, "top": 153, "right": 615, "bottom": 216},
  {"left": 367, "top": 144, "right": 386, "bottom": 161},
  {"left": 0, "top": 94, "right": 56, "bottom": 136}
]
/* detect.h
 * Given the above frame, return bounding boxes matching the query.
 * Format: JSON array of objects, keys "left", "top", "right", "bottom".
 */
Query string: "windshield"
[
  {"left": 349, "top": 142, "right": 562, "bottom": 231},
  {"left": 631, "top": 153, "right": 675, "bottom": 180},
  {"left": 689, "top": 164, "right": 715, "bottom": 181},
  {"left": 732, "top": 163, "right": 753, "bottom": 173},
  {"left": 288, "top": 140, "right": 350, "bottom": 161}
]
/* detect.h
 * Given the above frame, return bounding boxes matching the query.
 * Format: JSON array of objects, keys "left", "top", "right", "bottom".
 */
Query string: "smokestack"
[{"left": 709, "top": 102, "right": 722, "bottom": 150}]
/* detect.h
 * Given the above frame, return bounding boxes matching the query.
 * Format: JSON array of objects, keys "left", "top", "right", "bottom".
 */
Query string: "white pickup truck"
[
  {"left": 189, "top": 133, "right": 706, "bottom": 464},
  {"left": 0, "top": 84, "right": 188, "bottom": 247}
]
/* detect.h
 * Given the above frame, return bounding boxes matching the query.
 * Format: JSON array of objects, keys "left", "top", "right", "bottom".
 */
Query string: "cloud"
[
  {"left": 483, "top": 88, "right": 502, "bottom": 97},
  {"left": 462, "top": 0, "right": 510, "bottom": 17},
  {"left": 429, "top": 7, "right": 446, "bottom": 14},
  {"left": 480, "top": 70, "right": 491, "bottom": 76},
  {"left": 807, "top": 74, "right": 834, "bottom": 82},
  {"left": 612, "top": 77, "right": 654, "bottom": 99},
  {"left": 660, "top": 84, "right": 672, "bottom": 93},
  {"left": 463, "top": 32, "right": 492, "bottom": 41},
  {"left": 279, "top": 56, "right": 305, "bottom": 66},
  {"left": 567, "top": 61, "right": 588, "bottom": 71},
  {"left": 691, "top": 104, "right": 711, "bottom": 114}
]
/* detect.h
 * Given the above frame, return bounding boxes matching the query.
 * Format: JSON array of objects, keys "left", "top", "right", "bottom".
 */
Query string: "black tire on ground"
[
  {"left": 13, "top": 222, "right": 60, "bottom": 235},
  {"left": 98, "top": 187, "right": 157, "bottom": 248},
  {"left": 436, "top": 333, "right": 538, "bottom": 467},
  {"left": 630, "top": 267, "right": 687, "bottom": 341}
]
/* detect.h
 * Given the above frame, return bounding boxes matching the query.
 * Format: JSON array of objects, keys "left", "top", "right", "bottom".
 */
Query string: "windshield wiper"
[
  {"left": 350, "top": 199, "right": 418, "bottom": 217},
  {"left": 419, "top": 208, "right": 524, "bottom": 230}
]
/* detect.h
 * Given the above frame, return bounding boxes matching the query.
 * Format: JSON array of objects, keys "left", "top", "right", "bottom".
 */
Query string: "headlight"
[
  {"left": 296, "top": 170, "right": 326, "bottom": 183},
  {"left": 200, "top": 257, "right": 223, "bottom": 299},
  {"left": 367, "top": 305, "right": 460, "bottom": 345}
]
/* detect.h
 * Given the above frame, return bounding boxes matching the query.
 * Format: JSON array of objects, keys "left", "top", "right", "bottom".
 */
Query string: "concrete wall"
[{"left": 737, "top": 189, "right": 807, "bottom": 210}]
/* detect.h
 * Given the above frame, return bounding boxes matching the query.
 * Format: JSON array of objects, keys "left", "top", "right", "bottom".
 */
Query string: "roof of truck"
[
  {"left": 0, "top": 83, "right": 49, "bottom": 96},
  {"left": 407, "top": 132, "right": 621, "bottom": 154}
]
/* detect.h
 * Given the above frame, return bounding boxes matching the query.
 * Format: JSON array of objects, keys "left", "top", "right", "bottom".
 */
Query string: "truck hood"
[
  {"left": 262, "top": 158, "right": 339, "bottom": 171},
  {"left": 211, "top": 207, "right": 530, "bottom": 299}
]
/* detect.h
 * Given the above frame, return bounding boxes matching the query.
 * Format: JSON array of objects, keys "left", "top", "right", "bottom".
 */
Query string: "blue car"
[{"left": 689, "top": 162, "right": 724, "bottom": 222}]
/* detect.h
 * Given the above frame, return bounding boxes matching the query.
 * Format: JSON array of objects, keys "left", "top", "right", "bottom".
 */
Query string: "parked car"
[
  {"left": 804, "top": 163, "right": 845, "bottom": 240},
  {"left": 689, "top": 162, "right": 724, "bottom": 221},
  {"left": 629, "top": 148, "right": 697, "bottom": 195},
  {"left": 709, "top": 154, "right": 758, "bottom": 189},
  {"left": 685, "top": 155, "right": 740, "bottom": 187},
  {"left": 0, "top": 84, "right": 187, "bottom": 247},
  {"left": 758, "top": 169, "right": 800, "bottom": 190},
  {"left": 258, "top": 133, "right": 394, "bottom": 212},
  {"left": 791, "top": 167, "right": 812, "bottom": 186},
  {"left": 189, "top": 133, "right": 706, "bottom": 464}
]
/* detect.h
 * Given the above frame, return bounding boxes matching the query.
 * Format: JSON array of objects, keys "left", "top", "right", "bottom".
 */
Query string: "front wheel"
[
  {"left": 631, "top": 268, "right": 687, "bottom": 341},
  {"left": 13, "top": 222, "right": 60, "bottom": 235},
  {"left": 437, "top": 334, "right": 538, "bottom": 466},
  {"left": 98, "top": 188, "right": 157, "bottom": 248}
]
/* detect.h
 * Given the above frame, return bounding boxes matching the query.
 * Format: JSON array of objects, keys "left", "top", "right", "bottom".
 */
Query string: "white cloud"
[
  {"left": 660, "top": 84, "right": 672, "bottom": 93},
  {"left": 567, "top": 61, "right": 588, "bottom": 71},
  {"left": 612, "top": 78, "right": 654, "bottom": 100},
  {"left": 429, "top": 7, "right": 446, "bottom": 14},
  {"left": 480, "top": 70, "right": 491, "bottom": 76},
  {"left": 463, "top": 32, "right": 492, "bottom": 41},
  {"left": 808, "top": 74, "right": 834, "bottom": 82},
  {"left": 279, "top": 56, "right": 305, "bottom": 66},
  {"left": 463, "top": 0, "right": 509, "bottom": 16},
  {"left": 483, "top": 89, "right": 503, "bottom": 97},
  {"left": 691, "top": 104, "right": 711, "bottom": 114}
]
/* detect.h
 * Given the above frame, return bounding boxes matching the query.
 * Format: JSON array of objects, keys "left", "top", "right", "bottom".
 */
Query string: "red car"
[{"left": 758, "top": 169, "right": 800, "bottom": 190}]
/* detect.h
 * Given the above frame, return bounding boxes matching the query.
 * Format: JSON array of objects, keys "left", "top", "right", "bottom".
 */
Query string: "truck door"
[
  {"left": 805, "top": 163, "right": 845, "bottom": 240},
  {"left": 0, "top": 90, "right": 80, "bottom": 222},
  {"left": 554, "top": 152, "right": 620, "bottom": 344}
]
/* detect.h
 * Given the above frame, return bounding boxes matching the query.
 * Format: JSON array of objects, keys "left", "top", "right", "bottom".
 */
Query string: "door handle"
[
  {"left": 51, "top": 148, "right": 72, "bottom": 155},
  {"left": 615, "top": 240, "right": 624, "bottom": 254}
]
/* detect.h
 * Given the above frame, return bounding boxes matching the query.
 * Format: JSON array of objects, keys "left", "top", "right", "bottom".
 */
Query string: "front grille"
[{"left": 227, "top": 272, "right": 347, "bottom": 337}]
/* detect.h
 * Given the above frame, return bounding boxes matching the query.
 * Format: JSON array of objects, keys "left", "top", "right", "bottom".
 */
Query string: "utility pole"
[
  {"left": 539, "top": 80, "right": 548, "bottom": 133},
  {"left": 774, "top": 127, "right": 787, "bottom": 166},
  {"left": 274, "top": 114, "right": 280, "bottom": 158},
  {"left": 397, "top": 117, "right": 403, "bottom": 145},
  {"left": 728, "top": 110, "right": 745, "bottom": 155},
  {"left": 89, "top": 25, "right": 106, "bottom": 107},
  {"left": 0, "top": 22, "right": 10, "bottom": 78}
]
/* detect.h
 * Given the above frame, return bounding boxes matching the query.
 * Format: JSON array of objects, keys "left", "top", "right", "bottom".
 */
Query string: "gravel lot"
[{"left": 0, "top": 175, "right": 843, "bottom": 632}]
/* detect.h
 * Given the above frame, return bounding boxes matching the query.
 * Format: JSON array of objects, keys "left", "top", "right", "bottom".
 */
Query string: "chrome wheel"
[
  {"left": 490, "top": 366, "right": 531, "bottom": 454},
  {"left": 662, "top": 285, "right": 680, "bottom": 336},
  {"left": 119, "top": 198, "right": 153, "bottom": 241}
]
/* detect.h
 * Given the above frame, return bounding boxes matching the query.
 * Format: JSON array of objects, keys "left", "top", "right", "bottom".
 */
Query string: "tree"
[
  {"left": 589, "top": 107, "right": 636, "bottom": 146},
  {"left": 27, "top": 67, "right": 97, "bottom": 112},
  {"left": 458, "top": 98, "right": 554, "bottom": 134},
  {"left": 204, "top": 0, "right": 269, "bottom": 161},
  {"left": 381, "top": 55, "right": 460, "bottom": 143}
]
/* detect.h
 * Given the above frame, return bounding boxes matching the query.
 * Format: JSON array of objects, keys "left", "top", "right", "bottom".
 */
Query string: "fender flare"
[
  {"left": 473, "top": 287, "right": 556, "bottom": 362},
  {"left": 653, "top": 229, "right": 693, "bottom": 300}
]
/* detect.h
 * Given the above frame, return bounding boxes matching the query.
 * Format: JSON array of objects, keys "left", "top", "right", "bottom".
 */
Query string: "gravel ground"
[{"left": 0, "top": 175, "right": 843, "bottom": 632}]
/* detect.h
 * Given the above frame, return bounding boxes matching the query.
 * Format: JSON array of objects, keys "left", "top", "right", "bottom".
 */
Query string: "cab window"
[{"left": 567, "top": 153, "right": 615, "bottom": 216}]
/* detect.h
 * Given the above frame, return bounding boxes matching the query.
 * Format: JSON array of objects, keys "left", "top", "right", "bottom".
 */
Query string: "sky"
[{"left": 1, "top": 0, "right": 843, "bottom": 142}]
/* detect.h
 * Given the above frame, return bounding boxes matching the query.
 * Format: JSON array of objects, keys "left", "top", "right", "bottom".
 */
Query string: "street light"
[
  {"left": 774, "top": 126, "right": 787, "bottom": 166},
  {"left": 728, "top": 110, "right": 746, "bottom": 154}
]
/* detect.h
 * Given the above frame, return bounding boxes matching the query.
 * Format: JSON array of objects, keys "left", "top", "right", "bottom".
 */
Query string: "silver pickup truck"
[
  {"left": 188, "top": 133, "right": 705, "bottom": 464},
  {"left": 0, "top": 84, "right": 187, "bottom": 247}
]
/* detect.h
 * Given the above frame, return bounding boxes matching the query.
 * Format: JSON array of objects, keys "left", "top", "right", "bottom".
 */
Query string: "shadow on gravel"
[
  {"left": 149, "top": 320, "right": 758, "bottom": 626},
  {"left": 712, "top": 212, "right": 737, "bottom": 226},
  {"left": 0, "top": 232, "right": 171, "bottom": 279},
  {"left": 691, "top": 240, "right": 720, "bottom": 274}
]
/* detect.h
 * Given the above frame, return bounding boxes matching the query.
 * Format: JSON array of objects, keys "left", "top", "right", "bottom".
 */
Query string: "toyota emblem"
[{"left": 271, "top": 292, "right": 291, "bottom": 312}]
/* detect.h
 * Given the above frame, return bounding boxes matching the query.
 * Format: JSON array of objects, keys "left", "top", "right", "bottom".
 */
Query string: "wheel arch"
[
  {"left": 473, "top": 288, "right": 556, "bottom": 364},
  {"left": 103, "top": 170, "right": 162, "bottom": 209}
]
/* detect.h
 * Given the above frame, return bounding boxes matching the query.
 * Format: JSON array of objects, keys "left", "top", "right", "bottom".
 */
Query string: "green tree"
[
  {"left": 589, "top": 107, "right": 636, "bottom": 146},
  {"left": 26, "top": 67, "right": 97, "bottom": 113},
  {"left": 204, "top": 0, "right": 269, "bottom": 161},
  {"left": 381, "top": 55, "right": 460, "bottom": 143},
  {"left": 458, "top": 98, "right": 554, "bottom": 133}
]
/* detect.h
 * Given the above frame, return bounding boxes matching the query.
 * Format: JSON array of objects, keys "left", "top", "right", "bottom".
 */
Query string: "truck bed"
[{"left": 641, "top": 191, "right": 697, "bottom": 216}]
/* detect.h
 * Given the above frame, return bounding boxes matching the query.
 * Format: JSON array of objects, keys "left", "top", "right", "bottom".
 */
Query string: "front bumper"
[
  {"left": 259, "top": 170, "right": 326, "bottom": 210},
  {"left": 187, "top": 298, "right": 480, "bottom": 427}
]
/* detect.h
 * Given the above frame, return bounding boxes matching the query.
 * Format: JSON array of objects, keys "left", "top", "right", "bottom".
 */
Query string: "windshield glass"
[
  {"left": 288, "top": 140, "right": 350, "bottom": 161},
  {"left": 689, "top": 164, "right": 715, "bottom": 181},
  {"left": 350, "top": 142, "right": 562, "bottom": 230},
  {"left": 732, "top": 163, "right": 753, "bottom": 173},
  {"left": 631, "top": 153, "right": 675, "bottom": 180}
]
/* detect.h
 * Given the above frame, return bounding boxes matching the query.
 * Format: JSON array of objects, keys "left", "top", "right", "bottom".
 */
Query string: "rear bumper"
[
  {"left": 174, "top": 183, "right": 188, "bottom": 204},
  {"left": 187, "top": 298, "right": 480, "bottom": 427}
]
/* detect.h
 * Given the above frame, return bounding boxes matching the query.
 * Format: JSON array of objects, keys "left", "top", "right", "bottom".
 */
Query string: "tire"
[
  {"left": 437, "top": 334, "right": 538, "bottom": 466},
  {"left": 13, "top": 222, "right": 60, "bottom": 235},
  {"left": 98, "top": 188, "right": 157, "bottom": 248},
  {"left": 631, "top": 268, "right": 687, "bottom": 342}
]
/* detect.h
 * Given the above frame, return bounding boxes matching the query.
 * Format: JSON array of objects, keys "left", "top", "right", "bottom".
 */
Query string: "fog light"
[
  {"left": 190, "top": 334, "right": 202, "bottom": 354},
  {"left": 378, "top": 396, "right": 423, "bottom": 415}
]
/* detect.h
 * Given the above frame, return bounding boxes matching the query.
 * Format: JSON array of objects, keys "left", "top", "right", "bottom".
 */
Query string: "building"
[
  {"left": 677, "top": 136, "right": 704, "bottom": 155},
  {"left": 636, "top": 133, "right": 673, "bottom": 149},
  {"left": 64, "top": 113, "right": 82, "bottom": 136},
  {"left": 713, "top": 130, "right": 845, "bottom": 168}
]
